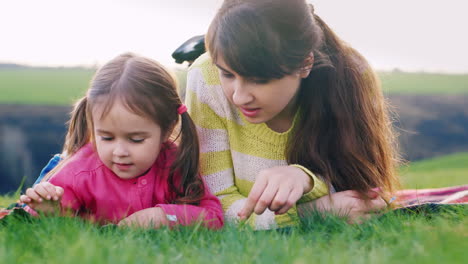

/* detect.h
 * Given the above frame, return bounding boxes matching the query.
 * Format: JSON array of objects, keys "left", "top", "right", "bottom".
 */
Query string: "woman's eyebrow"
[{"left": 214, "top": 63, "right": 231, "bottom": 73}]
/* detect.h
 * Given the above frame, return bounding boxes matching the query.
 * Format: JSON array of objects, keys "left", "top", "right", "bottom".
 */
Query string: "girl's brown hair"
[
  {"left": 44, "top": 53, "right": 204, "bottom": 204},
  {"left": 206, "top": 0, "right": 400, "bottom": 200}
]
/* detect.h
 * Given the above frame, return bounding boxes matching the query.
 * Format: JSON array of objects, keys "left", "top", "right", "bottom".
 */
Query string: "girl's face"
[
  {"left": 92, "top": 100, "right": 166, "bottom": 180},
  {"left": 215, "top": 57, "right": 309, "bottom": 132}
]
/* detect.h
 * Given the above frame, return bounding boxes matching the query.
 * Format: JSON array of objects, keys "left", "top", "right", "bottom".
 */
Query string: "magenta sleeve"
[{"left": 155, "top": 182, "right": 224, "bottom": 229}]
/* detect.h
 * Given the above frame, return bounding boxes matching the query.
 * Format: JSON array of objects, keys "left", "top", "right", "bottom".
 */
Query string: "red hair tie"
[{"left": 177, "top": 104, "right": 187, "bottom": 115}]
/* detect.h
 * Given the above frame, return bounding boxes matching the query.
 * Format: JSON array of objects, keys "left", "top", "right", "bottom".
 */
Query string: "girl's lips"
[
  {"left": 240, "top": 107, "right": 260, "bottom": 118},
  {"left": 114, "top": 163, "right": 133, "bottom": 171}
]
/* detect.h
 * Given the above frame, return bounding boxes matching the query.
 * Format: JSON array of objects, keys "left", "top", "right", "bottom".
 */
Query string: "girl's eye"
[
  {"left": 100, "top": 136, "right": 113, "bottom": 141},
  {"left": 130, "top": 138, "right": 145, "bottom": 143}
]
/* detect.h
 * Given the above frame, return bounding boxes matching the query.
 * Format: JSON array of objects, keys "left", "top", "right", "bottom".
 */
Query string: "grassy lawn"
[
  {"left": 0, "top": 209, "right": 465, "bottom": 264},
  {"left": 1, "top": 153, "right": 467, "bottom": 264},
  {"left": 400, "top": 152, "right": 468, "bottom": 189},
  {"left": 1, "top": 68, "right": 467, "bottom": 106},
  {"left": 380, "top": 71, "right": 468, "bottom": 95},
  {"left": 0, "top": 68, "right": 95, "bottom": 105}
]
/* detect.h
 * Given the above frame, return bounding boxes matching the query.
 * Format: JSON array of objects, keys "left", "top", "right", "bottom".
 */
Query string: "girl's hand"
[
  {"left": 298, "top": 190, "right": 387, "bottom": 224},
  {"left": 238, "top": 166, "right": 312, "bottom": 220},
  {"left": 19, "top": 182, "right": 64, "bottom": 214},
  {"left": 118, "top": 207, "right": 170, "bottom": 229}
]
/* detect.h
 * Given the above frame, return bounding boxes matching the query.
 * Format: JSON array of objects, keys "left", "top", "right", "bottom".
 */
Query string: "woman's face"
[{"left": 215, "top": 57, "right": 309, "bottom": 131}]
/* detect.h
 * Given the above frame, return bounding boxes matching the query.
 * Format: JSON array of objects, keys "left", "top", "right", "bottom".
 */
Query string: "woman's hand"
[
  {"left": 118, "top": 207, "right": 170, "bottom": 229},
  {"left": 298, "top": 190, "right": 387, "bottom": 224},
  {"left": 238, "top": 166, "right": 312, "bottom": 220},
  {"left": 19, "top": 182, "right": 64, "bottom": 214}
]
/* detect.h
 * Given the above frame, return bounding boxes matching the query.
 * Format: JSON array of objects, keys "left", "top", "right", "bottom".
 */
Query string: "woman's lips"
[{"left": 240, "top": 107, "right": 260, "bottom": 117}]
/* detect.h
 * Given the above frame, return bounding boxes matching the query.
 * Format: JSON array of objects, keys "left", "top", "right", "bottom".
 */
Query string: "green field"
[
  {"left": 1, "top": 68, "right": 467, "bottom": 105},
  {"left": 400, "top": 152, "right": 468, "bottom": 189},
  {"left": 0, "top": 68, "right": 95, "bottom": 105},
  {"left": 380, "top": 71, "right": 468, "bottom": 95},
  {"left": 1, "top": 153, "right": 466, "bottom": 264}
]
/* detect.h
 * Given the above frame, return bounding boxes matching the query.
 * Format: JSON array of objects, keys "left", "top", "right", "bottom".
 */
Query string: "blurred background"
[{"left": 1, "top": 0, "right": 467, "bottom": 194}]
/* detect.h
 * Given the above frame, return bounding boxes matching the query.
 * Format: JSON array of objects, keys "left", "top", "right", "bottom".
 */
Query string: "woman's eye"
[
  {"left": 130, "top": 138, "right": 145, "bottom": 143},
  {"left": 221, "top": 72, "right": 234, "bottom": 79},
  {"left": 251, "top": 78, "right": 270, "bottom": 84}
]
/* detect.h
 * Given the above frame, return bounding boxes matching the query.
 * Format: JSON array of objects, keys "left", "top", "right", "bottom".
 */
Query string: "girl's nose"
[
  {"left": 113, "top": 143, "right": 129, "bottom": 157},
  {"left": 232, "top": 81, "right": 254, "bottom": 106}
]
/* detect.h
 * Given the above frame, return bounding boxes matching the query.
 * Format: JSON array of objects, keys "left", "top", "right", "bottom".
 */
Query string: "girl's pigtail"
[
  {"left": 42, "top": 96, "right": 90, "bottom": 182},
  {"left": 63, "top": 96, "right": 91, "bottom": 155},
  {"left": 169, "top": 112, "right": 205, "bottom": 204}
]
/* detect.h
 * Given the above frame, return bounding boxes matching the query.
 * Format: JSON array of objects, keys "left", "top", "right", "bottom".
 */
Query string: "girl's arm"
[
  {"left": 154, "top": 181, "right": 224, "bottom": 229},
  {"left": 118, "top": 181, "right": 224, "bottom": 230},
  {"left": 20, "top": 182, "right": 63, "bottom": 215},
  {"left": 33, "top": 154, "right": 62, "bottom": 186}
]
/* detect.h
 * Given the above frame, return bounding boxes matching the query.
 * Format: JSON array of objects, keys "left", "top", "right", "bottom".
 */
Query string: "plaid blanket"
[
  {"left": 1, "top": 185, "right": 467, "bottom": 221},
  {"left": 396, "top": 185, "right": 468, "bottom": 206}
]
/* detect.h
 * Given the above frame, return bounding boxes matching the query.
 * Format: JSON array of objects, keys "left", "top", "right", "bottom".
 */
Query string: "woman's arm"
[
  {"left": 297, "top": 190, "right": 387, "bottom": 224},
  {"left": 185, "top": 55, "right": 255, "bottom": 226}
]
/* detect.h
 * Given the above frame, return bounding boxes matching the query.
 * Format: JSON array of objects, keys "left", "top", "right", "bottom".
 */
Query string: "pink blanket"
[{"left": 396, "top": 185, "right": 468, "bottom": 206}]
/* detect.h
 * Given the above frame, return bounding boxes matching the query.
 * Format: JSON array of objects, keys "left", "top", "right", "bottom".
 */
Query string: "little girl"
[{"left": 19, "top": 53, "right": 223, "bottom": 229}]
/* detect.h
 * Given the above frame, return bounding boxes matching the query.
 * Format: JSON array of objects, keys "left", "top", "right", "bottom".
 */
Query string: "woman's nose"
[{"left": 232, "top": 81, "right": 254, "bottom": 106}]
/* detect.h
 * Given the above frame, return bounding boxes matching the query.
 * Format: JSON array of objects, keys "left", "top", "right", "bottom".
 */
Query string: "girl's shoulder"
[
  {"left": 61, "top": 143, "right": 105, "bottom": 176},
  {"left": 156, "top": 141, "right": 179, "bottom": 164}
]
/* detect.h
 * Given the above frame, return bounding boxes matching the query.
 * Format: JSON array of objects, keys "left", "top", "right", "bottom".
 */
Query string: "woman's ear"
[{"left": 299, "top": 52, "right": 314, "bottom": 78}]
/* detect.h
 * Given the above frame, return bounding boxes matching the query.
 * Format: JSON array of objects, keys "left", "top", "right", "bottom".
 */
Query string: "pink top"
[{"left": 46, "top": 142, "right": 223, "bottom": 229}]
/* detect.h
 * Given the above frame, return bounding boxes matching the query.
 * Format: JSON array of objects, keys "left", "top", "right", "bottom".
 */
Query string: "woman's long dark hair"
[
  {"left": 206, "top": 0, "right": 400, "bottom": 199},
  {"left": 44, "top": 53, "right": 204, "bottom": 204}
]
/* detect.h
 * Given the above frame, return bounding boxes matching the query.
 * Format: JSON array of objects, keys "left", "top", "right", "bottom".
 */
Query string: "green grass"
[
  {"left": 0, "top": 206, "right": 466, "bottom": 263},
  {"left": 0, "top": 68, "right": 95, "bottom": 105},
  {"left": 1, "top": 153, "right": 467, "bottom": 264},
  {"left": 1, "top": 68, "right": 467, "bottom": 105},
  {"left": 400, "top": 152, "right": 468, "bottom": 189}
]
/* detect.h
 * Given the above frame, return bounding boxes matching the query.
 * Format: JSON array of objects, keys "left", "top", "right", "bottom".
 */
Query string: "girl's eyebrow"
[{"left": 95, "top": 129, "right": 150, "bottom": 136}]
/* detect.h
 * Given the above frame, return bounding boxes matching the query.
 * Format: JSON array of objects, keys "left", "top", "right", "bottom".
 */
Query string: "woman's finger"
[
  {"left": 25, "top": 188, "right": 42, "bottom": 202},
  {"left": 368, "top": 197, "right": 387, "bottom": 212},
  {"left": 239, "top": 176, "right": 268, "bottom": 220},
  {"left": 276, "top": 187, "right": 303, "bottom": 215},
  {"left": 254, "top": 182, "right": 279, "bottom": 215},
  {"left": 269, "top": 184, "right": 291, "bottom": 212}
]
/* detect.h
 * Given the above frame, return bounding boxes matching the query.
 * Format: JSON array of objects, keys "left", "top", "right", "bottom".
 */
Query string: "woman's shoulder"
[{"left": 188, "top": 52, "right": 221, "bottom": 86}]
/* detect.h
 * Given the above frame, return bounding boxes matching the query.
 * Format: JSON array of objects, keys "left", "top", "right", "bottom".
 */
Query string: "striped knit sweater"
[{"left": 185, "top": 53, "right": 329, "bottom": 230}]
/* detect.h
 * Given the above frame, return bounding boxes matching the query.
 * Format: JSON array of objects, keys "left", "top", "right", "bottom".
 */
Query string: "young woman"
[{"left": 185, "top": 0, "right": 400, "bottom": 230}]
